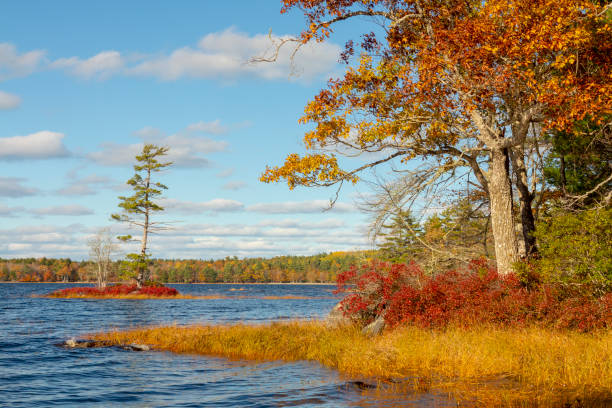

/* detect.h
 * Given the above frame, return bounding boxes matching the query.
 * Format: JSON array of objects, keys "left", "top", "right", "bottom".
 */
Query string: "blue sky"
[{"left": 0, "top": 1, "right": 387, "bottom": 260}]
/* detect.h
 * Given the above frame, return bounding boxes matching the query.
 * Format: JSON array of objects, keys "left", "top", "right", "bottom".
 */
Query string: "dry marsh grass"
[{"left": 89, "top": 321, "right": 612, "bottom": 407}]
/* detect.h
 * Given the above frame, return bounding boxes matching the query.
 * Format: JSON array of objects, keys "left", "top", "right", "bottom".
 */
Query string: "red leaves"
[
  {"left": 336, "top": 260, "right": 611, "bottom": 332},
  {"left": 49, "top": 284, "right": 179, "bottom": 298}
]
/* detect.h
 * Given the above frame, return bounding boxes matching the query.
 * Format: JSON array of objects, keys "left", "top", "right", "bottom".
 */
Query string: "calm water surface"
[{"left": 0, "top": 283, "right": 457, "bottom": 407}]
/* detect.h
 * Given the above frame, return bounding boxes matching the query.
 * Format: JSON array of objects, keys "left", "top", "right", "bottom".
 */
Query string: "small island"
[{"left": 46, "top": 283, "right": 179, "bottom": 299}]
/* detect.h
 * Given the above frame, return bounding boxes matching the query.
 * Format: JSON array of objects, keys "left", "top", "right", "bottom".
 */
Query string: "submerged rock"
[{"left": 362, "top": 315, "right": 386, "bottom": 337}]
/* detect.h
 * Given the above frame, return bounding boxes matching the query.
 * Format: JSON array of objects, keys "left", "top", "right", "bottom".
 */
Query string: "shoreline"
[{"left": 88, "top": 321, "right": 612, "bottom": 407}]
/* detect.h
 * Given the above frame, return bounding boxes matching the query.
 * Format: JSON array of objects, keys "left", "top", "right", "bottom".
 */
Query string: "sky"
[{"left": 0, "top": 0, "right": 387, "bottom": 260}]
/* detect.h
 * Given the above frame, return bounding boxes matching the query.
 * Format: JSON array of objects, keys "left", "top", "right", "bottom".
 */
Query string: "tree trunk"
[
  {"left": 488, "top": 148, "right": 519, "bottom": 274},
  {"left": 137, "top": 168, "right": 151, "bottom": 288},
  {"left": 510, "top": 146, "right": 538, "bottom": 257}
]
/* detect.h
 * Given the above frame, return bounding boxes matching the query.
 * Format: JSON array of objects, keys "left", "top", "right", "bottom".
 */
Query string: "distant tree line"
[{"left": 0, "top": 251, "right": 375, "bottom": 283}]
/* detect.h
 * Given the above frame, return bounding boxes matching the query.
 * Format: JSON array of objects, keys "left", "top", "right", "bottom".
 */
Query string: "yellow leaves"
[{"left": 260, "top": 154, "right": 357, "bottom": 190}]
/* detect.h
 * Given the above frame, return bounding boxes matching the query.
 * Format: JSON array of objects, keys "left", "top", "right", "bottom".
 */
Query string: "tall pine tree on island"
[{"left": 112, "top": 144, "right": 172, "bottom": 288}]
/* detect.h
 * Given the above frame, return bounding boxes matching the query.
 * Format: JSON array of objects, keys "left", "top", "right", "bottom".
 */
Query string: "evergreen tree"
[
  {"left": 112, "top": 144, "right": 172, "bottom": 287},
  {"left": 378, "top": 210, "right": 422, "bottom": 263}
]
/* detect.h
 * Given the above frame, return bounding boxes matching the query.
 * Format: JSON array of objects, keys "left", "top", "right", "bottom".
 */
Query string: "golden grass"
[
  {"left": 89, "top": 321, "right": 612, "bottom": 407},
  {"left": 42, "top": 294, "right": 334, "bottom": 300}
]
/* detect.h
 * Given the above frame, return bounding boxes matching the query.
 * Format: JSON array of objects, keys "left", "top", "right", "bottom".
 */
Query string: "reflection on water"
[{"left": 0, "top": 283, "right": 458, "bottom": 407}]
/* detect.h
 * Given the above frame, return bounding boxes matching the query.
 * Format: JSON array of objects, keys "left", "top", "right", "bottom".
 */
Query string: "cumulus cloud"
[
  {"left": 247, "top": 200, "right": 356, "bottom": 214},
  {"left": 0, "top": 90, "right": 21, "bottom": 110},
  {"left": 0, "top": 43, "right": 46, "bottom": 80},
  {"left": 128, "top": 28, "right": 340, "bottom": 81},
  {"left": 89, "top": 122, "right": 228, "bottom": 167},
  {"left": 50, "top": 29, "right": 339, "bottom": 82},
  {"left": 31, "top": 205, "right": 94, "bottom": 216},
  {"left": 161, "top": 198, "right": 245, "bottom": 214},
  {"left": 0, "top": 177, "right": 39, "bottom": 197},
  {"left": 0, "top": 218, "right": 370, "bottom": 259},
  {"left": 50, "top": 51, "right": 124, "bottom": 79},
  {"left": 222, "top": 181, "right": 247, "bottom": 191},
  {"left": 56, "top": 174, "right": 113, "bottom": 196},
  {"left": 0, "top": 131, "right": 70, "bottom": 160}
]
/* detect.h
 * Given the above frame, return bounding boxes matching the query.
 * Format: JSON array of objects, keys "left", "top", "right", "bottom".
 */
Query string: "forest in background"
[{"left": 0, "top": 251, "right": 374, "bottom": 283}]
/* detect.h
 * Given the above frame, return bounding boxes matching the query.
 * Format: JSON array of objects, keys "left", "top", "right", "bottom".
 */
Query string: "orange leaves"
[
  {"left": 264, "top": 0, "right": 610, "bottom": 189},
  {"left": 260, "top": 153, "right": 357, "bottom": 189}
]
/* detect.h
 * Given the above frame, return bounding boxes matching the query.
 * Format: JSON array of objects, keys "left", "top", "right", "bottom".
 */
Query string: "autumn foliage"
[
  {"left": 48, "top": 284, "right": 179, "bottom": 298},
  {"left": 336, "top": 260, "right": 612, "bottom": 332}
]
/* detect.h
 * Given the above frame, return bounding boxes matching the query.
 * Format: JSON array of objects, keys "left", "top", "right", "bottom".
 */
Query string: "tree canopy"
[{"left": 262, "top": 0, "right": 611, "bottom": 274}]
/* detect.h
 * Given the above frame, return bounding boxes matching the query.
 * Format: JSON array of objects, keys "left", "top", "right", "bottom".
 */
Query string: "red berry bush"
[
  {"left": 336, "top": 260, "right": 611, "bottom": 332},
  {"left": 49, "top": 283, "right": 179, "bottom": 298}
]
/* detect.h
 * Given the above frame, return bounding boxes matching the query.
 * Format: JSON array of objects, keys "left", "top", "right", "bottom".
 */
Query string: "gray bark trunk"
[
  {"left": 488, "top": 148, "right": 519, "bottom": 274},
  {"left": 137, "top": 168, "right": 151, "bottom": 288}
]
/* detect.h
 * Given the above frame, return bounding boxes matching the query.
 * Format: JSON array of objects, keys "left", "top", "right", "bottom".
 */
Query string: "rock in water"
[
  {"left": 65, "top": 338, "right": 77, "bottom": 348},
  {"left": 123, "top": 344, "right": 150, "bottom": 351},
  {"left": 362, "top": 315, "right": 386, "bottom": 337},
  {"left": 325, "top": 302, "right": 351, "bottom": 327}
]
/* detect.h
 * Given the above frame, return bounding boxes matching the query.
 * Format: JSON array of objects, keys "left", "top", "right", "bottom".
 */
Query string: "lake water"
[{"left": 0, "top": 283, "right": 458, "bottom": 407}]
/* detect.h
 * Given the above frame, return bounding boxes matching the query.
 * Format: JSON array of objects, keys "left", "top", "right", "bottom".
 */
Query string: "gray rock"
[
  {"left": 122, "top": 343, "right": 150, "bottom": 351},
  {"left": 325, "top": 302, "right": 352, "bottom": 327},
  {"left": 62, "top": 338, "right": 101, "bottom": 348},
  {"left": 362, "top": 315, "right": 386, "bottom": 336}
]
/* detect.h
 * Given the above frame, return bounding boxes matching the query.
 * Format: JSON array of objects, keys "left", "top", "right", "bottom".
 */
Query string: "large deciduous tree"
[
  {"left": 112, "top": 144, "right": 172, "bottom": 287},
  {"left": 261, "top": 0, "right": 611, "bottom": 274}
]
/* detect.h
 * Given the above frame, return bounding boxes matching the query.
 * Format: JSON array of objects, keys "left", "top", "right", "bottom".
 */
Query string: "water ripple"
[{"left": 0, "top": 283, "right": 457, "bottom": 407}]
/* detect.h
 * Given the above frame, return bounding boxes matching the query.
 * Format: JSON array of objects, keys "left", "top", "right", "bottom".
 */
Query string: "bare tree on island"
[
  {"left": 112, "top": 144, "right": 172, "bottom": 288},
  {"left": 88, "top": 227, "right": 117, "bottom": 288}
]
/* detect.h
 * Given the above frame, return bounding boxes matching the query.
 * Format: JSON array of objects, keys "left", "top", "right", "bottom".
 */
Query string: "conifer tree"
[
  {"left": 378, "top": 210, "right": 422, "bottom": 263},
  {"left": 112, "top": 144, "right": 172, "bottom": 287}
]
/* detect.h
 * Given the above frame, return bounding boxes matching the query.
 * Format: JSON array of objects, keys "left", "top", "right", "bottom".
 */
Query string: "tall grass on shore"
[{"left": 90, "top": 321, "right": 612, "bottom": 407}]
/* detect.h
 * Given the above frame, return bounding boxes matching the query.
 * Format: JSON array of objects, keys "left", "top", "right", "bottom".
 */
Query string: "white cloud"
[
  {"left": 32, "top": 205, "right": 94, "bottom": 216},
  {"left": 0, "top": 131, "right": 70, "bottom": 160},
  {"left": 128, "top": 28, "right": 340, "bottom": 81},
  {"left": 0, "top": 203, "right": 24, "bottom": 216},
  {"left": 50, "top": 51, "right": 123, "bottom": 79},
  {"left": 161, "top": 198, "right": 245, "bottom": 214},
  {"left": 0, "top": 218, "right": 371, "bottom": 259},
  {"left": 50, "top": 28, "right": 338, "bottom": 82},
  {"left": 186, "top": 120, "right": 228, "bottom": 135},
  {"left": 0, "top": 43, "right": 46, "bottom": 80},
  {"left": 89, "top": 122, "right": 228, "bottom": 167},
  {"left": 56, "top": 174, "right": 113, "bottom": 196},
  {"left": 222, "top": 181, "right": 247, "bottom": 190},
  {"left": 247, "top": 200, "right": 356, "bottom": 214},
  {"left": 0, "top": 90, "right": 21, "bottom": 110},
  {"left": 0, "top": 177, "right": 39, "bottom": 197},
  {"left": 257, "top": 218, "right": 345, "bottom": 229}
]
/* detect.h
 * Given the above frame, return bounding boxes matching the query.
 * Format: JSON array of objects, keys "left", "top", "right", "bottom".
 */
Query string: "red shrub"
[
  {"left": 335, "top": 260, "right": 611, "bottom": 332},
  {"left": 49, "top": 284, "right": 179, "bottom": 297}
]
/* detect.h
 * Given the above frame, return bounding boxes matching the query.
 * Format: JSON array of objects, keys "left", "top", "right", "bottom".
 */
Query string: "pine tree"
[
  {"left": 378, "top": 210, "right": 422, "bottom": 263},
  {"left": 112, "top": 144, "right": 172, "bottom": 287}
]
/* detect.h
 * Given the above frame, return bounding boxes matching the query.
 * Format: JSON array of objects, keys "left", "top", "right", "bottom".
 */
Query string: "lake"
[{"left": 0, "top": 283, "right": 458, "bottom": 407}]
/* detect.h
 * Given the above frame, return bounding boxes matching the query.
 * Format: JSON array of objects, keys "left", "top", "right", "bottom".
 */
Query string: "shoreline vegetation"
[{"left": 88, "top": 321, "right": 612, "bottom": 407}]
